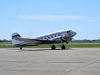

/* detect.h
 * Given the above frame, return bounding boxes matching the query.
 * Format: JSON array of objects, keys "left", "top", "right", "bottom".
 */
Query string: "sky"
[{"left": 0, "top": 0, "right": 100, "bottom": 40}]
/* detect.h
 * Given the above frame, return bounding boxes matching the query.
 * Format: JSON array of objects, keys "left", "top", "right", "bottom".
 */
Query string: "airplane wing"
[{"left": 13, "top": 37, "right": 55, "bottom": 46}]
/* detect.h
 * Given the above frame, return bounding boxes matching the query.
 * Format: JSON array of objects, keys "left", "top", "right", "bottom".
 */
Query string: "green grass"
[
  {"left": 0, "top": 42, "right": 14, "bottom": 48},
  {"left": 67, "top": 43, "right": 100, "bottom": 48},
  {"left": 0, "top": 42, "right": 100, "bottom": 48}
]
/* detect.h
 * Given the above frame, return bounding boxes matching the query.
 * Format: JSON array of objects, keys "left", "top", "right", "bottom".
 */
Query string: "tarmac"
[{"left": 0, "top": 48, "right": 100, "bottom": 75}]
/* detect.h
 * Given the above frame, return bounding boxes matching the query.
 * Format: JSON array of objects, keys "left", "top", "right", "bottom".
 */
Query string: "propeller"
[{"left": 63, "top": 36, "right": 72, "bottom": 44}]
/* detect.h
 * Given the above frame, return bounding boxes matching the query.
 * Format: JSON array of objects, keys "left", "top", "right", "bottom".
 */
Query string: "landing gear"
[
  {"left": 51, "top": 44, "right": 66, "bottom": 50},
  {"left": 60, "top": 37, "right": 66, "bottom": 50},
  {"left": 20, "top": 46, "right": 23, "bottom": 50},
  {"left": 51, "top": 45, "right": 56, "bottom": 50},
  {"left": 61, "top": 44, "right": 66, "bottom": 50}
]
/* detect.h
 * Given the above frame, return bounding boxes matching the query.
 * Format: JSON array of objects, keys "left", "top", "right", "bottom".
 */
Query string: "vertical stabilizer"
[{"left": 12, "top": 33, "right": 21, "bottom": 45}]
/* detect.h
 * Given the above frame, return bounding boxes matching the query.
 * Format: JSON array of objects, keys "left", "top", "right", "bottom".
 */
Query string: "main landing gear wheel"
[
  {"left": 51, "top": 45, "right": 56, "bottom": 50},
  {"left": 61, "top": 44, "right": 66, "bottom": 50}
]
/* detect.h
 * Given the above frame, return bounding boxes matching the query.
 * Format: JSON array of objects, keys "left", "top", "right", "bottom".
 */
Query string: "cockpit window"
[
  {"left": 67, "top": 30, "right": 72, "bottom": 33},
  {"left": 67, "top": 31, "right": 70, "bottom": 33}
]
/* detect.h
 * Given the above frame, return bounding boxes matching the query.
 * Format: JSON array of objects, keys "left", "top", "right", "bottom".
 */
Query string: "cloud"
[{"left": 18, "top": 15, "right": 85, "bottom": 21}]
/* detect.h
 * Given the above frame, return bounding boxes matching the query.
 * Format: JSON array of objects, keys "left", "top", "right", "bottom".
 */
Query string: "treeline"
[
  {"left": 73, "top": 39, "right": 100, "bottom": 43},
  {"left": 0, "top": 39, "right": 11, "bottom": 42}
]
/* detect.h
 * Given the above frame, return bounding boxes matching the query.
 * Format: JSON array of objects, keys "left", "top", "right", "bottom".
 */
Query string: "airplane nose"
[
  {"left": 72, "top": 32, "right": 77, "bottom": 36},
  {"left": 68, "top": 31, "right": 76, "bottom": 36}
]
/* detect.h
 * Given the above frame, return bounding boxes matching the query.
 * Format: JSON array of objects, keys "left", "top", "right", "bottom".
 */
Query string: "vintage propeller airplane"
[{"left": 12, "top": 30, "right": 76, "bottom": 50}]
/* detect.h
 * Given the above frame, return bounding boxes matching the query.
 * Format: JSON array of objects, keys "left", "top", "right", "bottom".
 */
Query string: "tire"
[
  {"left": 51, "top": 45, "right": 56, "bottom": 50},
  {"left": 61, "top": 45, "right": 66, "bottom": 50},
  {"left": 20, "top": 47, "right": 22, "bottom": 50}
]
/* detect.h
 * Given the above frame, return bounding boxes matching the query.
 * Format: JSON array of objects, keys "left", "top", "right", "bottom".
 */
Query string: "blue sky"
[{"left": 0, "top": 0, "right": 100, "bottom": 40}]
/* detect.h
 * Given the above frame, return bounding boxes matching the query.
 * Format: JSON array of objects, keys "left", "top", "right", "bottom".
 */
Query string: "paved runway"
[{"left": 0, "top": 48, "right": 100, "bottom": 75}]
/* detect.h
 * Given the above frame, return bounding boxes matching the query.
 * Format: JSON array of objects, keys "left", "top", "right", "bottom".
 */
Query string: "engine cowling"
[{"left": 63, "top": 36, "right": 72, "bottom": 43}]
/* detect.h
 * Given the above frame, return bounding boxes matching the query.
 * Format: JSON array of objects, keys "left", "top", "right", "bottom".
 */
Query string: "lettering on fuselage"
[{"left": 36, "top": 30, "right": 73, "bottom": 40}]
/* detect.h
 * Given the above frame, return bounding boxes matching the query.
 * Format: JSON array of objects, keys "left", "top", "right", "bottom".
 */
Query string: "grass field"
[{"left": 0, "top": 42, "right": 100, "bottom": 48}]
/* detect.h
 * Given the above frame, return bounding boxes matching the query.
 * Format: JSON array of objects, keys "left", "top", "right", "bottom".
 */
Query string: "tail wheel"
[
  {"left": 20, "top": 46, "right": 23, "bottom": 50},
  {"left": 61, "top": 45, "right": 66, "bottom": 50},
  {"left": 51, "top": 45, "right": 56, "bottom": 50}
]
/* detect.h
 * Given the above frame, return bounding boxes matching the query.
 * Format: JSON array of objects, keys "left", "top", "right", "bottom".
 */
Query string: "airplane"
[{"left": 12, "top": 30, "right": 76, "bottom": 50}]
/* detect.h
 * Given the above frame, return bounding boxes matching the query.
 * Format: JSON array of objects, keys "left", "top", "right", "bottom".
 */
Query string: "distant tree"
[{"left": 0, "top": 39, "right": 2, "bottom": 42}]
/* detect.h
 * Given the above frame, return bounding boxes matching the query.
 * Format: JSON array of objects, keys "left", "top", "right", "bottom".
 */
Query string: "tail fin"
[
  {"left": 12, "top": 33, "right": 21, "bottom": 39},
  {"left": 12, "top": 33, "right": 21, "bottom": 45}
]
